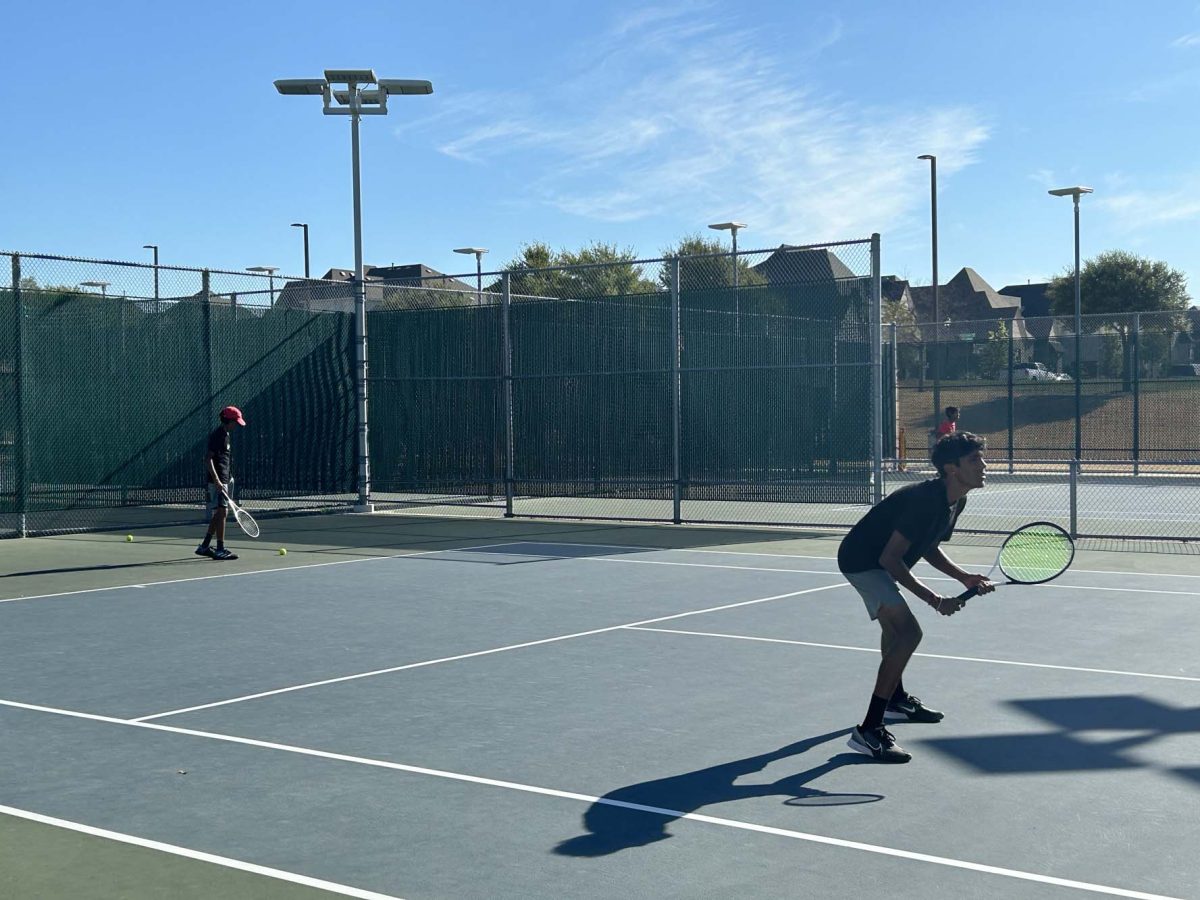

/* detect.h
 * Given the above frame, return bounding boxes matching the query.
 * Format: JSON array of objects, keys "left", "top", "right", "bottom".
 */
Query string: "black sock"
[
  {"left": 891, "top": 679, "right": 906, "bottom": 703},
  {"left": 216, "top": 540, "right": 225, "bottom": 550},
  {"left": 861, "top": 694, "right": 889, "bottom": 731},
  {"left": 201, "top": 532, "right": 213, "bottom": 548}
]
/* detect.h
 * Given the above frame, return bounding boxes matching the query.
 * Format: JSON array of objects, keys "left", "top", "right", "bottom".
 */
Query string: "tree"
[
  {"left": 657, "top": 234, "right": 766, "bottom": 291},
  {"left": 1047, "top": 250, "right": 1190, "bottom": 387},
  {"left": 883, "top": 296, "right": 922, "bottom": 379},
  {"left": 487, "top": 241, "right": 657, "bottom": 299},
  {"left": 977, "top": 320, "right": 1009, "bottom": 380}
]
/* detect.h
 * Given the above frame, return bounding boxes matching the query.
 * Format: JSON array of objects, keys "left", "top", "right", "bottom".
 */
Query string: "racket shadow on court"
[{"left": 554, "top": 728, "right": 882, "bottom": 858}]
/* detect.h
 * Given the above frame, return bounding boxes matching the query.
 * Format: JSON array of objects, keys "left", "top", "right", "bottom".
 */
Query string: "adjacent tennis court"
[{"left": 1, "top": 514, "right": 1196, "bottom": 899}]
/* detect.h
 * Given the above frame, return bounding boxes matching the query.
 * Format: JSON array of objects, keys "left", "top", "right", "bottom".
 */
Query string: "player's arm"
[
  {"left": 923, "top": 547, "right": 994, "bottom": 594},
  {"left": 205, "top": 451, "right": 224, "bottom": 491},
  {"left": 878, "top": 531, "right": 944, "bottom": 610}
]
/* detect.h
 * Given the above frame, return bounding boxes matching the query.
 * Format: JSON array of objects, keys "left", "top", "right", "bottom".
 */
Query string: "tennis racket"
[
  {"left": 957, "top": 521, "right": 1074, "bottom": 600},
  {"left": 221, "top": 487, "right": 260, "bottom": 539}
]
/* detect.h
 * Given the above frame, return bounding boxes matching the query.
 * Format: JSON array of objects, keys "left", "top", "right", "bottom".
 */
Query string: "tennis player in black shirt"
[
  {"left": 838, "top": 432, "right": 994, "bottom": 763},
  {"left": 196, "top": 405, "right": 245, "bottom": 561}
]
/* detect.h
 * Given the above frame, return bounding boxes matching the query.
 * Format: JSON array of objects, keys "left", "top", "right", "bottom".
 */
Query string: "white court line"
[
  {"left": 0, "top": 540, "right": 529, "bottom": 605},
  {"left": 492, "top": 540, "right": 1200, "bottom": 581},
  {"left": 0, "top": 699, "right": 1180, "bottom": 900},
  {"left": 133, "top": 582, "right": 844, "bottom": 721},
  {"left": 0, "top": 804, "right": 405, "bottom": 900},
  {"left": 626, "top": 627, "right": 1200, "bottom": 683}
]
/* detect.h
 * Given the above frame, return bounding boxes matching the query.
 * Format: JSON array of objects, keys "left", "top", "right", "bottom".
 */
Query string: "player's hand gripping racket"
[
  {"left": 958, "top": 521, "right": 1074, "bottom": 600},
  {"left": 221, "top": 487, "right": 260, "bottom": 539}
]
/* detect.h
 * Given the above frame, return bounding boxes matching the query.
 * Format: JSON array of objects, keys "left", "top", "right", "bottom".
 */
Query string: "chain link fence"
[
  {"left": 890, "top": 309, "right": 1200, "bottom": 540},
  {"left": 1, "top": 252, "right": 359, "bottom": 536},
  {"left": 5, "top": 246, "right": 1196, "bottom": 544}
]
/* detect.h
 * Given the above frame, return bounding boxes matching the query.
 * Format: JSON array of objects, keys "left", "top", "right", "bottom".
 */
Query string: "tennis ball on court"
[
  {"left": 125, "top": 534, "right": 134, "bottom": 542},
  {"left": 278, "top": 547, "right": 287, "bottom": 556}
]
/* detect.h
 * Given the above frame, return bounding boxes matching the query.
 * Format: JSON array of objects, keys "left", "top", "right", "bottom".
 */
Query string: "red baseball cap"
[{"left": 220, "top": 405, "right": 246, "bottom": 426}]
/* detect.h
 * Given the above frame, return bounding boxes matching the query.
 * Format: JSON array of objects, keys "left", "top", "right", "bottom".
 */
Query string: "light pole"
[
  {"left": 142, "top": 244, "right": 159, "bottom": 301},
  {"left": 1049, "top": 186, "right": 1092, "bottom": 461},
  {"left": 80, "top": 280, "right": 110, "bottom": 298},
  {"left": 917, "top": 155, "right": 940, "bottom": 420},
  {"left": 291, "top": 223, "right": 310, "bottom": 278},
  {"left": 709, "top": 221, "right": 747, "bottom": 332},
  {"left": 276, "top": 69, "right": 433, "bottom": 512},
  {"left": 454, "top": 247, "right": 488, "bottom": 305},
  {"left": 246, "top": 265, "right": 279, "bottom": 306}
]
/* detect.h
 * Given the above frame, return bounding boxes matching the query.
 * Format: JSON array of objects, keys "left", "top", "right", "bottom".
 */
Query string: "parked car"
[{"left": 1011, "top": 361, "right": 1068, "bottom": 382}]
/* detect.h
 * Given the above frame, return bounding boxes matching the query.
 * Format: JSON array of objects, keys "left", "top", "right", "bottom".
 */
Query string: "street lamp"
[
  {"left": 275, "top": 69, "right": 433, "bottom": 512},
  {"left": 143, "top": 244, "right": 159, "bottom": 301},
  {"left": 1048, "top": 185, "right": 1093, "bottom": 461},
  {"left": 709, "top": 221, "right": 747, "bottom": 332},
  {"left": 80, "top": 280, "right": 110, "bottom": 297},
  {"left": 291, "top": 223, "right": 310, "bottom": 278},
  {"left": 246, "top": 265, "right": 279, "bottom": 306},
  {"left": 453, "top": 247, "right": 488, "bottom": 305},
  {"left": 917, "top": 155, "right": 940, "bottom": 419}
]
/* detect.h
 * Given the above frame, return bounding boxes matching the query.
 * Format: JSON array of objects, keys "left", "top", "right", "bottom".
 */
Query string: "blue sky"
[{"left": 5, "top": 0, "right": 1200, "bottom": 299}]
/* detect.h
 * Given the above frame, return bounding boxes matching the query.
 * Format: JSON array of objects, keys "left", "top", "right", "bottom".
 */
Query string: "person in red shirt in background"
[{"left": 936, "top": 406, "right": 960, "bottom": 439}]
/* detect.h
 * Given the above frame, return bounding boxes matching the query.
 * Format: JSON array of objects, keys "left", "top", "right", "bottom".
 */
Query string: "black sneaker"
[
  {"left": 195, "top": 544, "right": 214, "bottom": 558},
  {"left": 211, "top": 547, "right": 239, "bottom": 561},
  {"left": 886, "top": 693, "right": 944, "bottom": 723},
  {"left": 848, "top": 725, "right": 912, "bottom": 763}
]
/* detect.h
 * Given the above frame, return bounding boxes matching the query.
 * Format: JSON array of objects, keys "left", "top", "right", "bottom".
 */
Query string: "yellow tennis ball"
[
  {"left": 278, "top": 547, "right": 287, "bottom": 556},
  {"left": 125, "top": 534, "right": 133, "bottom": 542}
]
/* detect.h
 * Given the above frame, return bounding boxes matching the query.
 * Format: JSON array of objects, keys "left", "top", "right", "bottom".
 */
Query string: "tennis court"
[{"left": 1, "top": 513, "right": 1197, "bottom": 899}]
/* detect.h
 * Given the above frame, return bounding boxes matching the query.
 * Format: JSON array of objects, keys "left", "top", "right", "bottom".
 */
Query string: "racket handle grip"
[{"left": 956, "top": 586, "right": 981, "bottom": 601}]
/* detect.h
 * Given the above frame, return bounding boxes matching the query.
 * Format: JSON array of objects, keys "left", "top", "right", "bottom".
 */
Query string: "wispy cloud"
[
  {"left": 1095, "top": 178, "right": 1200, "bottom": 230},
  {"left": 409, "top": 9, "right": 989, "bottom": 245},
  {"left": 1172, "top": 32, "right": 1200, "bottom": 47}
]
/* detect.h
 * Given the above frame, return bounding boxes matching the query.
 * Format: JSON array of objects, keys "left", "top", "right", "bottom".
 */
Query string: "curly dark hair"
[{"left": 931, "top": 431, "right": 986, "bottom": 475}]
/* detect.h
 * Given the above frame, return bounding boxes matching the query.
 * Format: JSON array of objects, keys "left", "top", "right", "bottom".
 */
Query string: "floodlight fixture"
[
  {"left": 325, "top": 69, "right": 377, "bottom": 85},
  {"left": 1048, "top": 186, "right": 1093, "bottom": 197},
  {"left": 454, "top": 248, "right": 489, "bottom": 306},
  {"left": 274, "top": 79, "right": 328, "bottom": 96},
  {"left": 80, "top": 280, "right": 110, "bottom": 297},
  {"left": 708, "top": 222, "right": 747, "bottom": 232},
  {"left": 379, "top": 79, "right": 434, "bottom": 95}
]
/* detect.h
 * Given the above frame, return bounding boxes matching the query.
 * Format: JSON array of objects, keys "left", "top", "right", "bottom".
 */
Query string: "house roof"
[
  {"left": 998, "top": 282, "right": 1058, "bottom": 342},
  {"left": 909, "top": 268, "right": 1031, "bottom": 341},
  {"left": 751, "top": 246, "right": 859, "bottom": 284}
]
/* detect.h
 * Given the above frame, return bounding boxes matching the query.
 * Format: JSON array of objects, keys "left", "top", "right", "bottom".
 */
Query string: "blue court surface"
[{"left": 1, "top": 519, "right": 1197, "bottom": 899}]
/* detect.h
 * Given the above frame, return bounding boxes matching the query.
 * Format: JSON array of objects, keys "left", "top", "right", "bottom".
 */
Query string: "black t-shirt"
[
  {"left": 207, "top": 426, "right": 232, "bottom": 482},
  {"left": 837, "top": 478, "right": 965, "bottom": 574}
]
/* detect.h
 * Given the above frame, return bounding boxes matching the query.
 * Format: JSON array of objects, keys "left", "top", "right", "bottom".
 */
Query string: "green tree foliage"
[
  {"left": 977, "top": 320, "right": 1009, "bottom": 380},
  {"left": 489, "top": 241, "right": 657, "bottom": 299},
  {"left": 657, "top": 234, "right": 766, "bottom": 291},
  {"left": 1047, "top": 250, "right": 1190, "bottom": 386}
]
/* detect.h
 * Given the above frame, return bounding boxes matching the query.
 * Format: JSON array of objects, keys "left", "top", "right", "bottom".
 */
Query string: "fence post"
[
  {"left": 870, "top": 234, "right": 884, "bottom": 506},
  {"left": 11, "top": 255, "right": 28, "bottom": 537},
  {"left": 670, "top": 257, "right": 682, "bottom": 524},
  {"left": 889, "top": 322, "right": 898, "bottom": 468},
  {"left": 1068, "top": 458, "right": 1078, "bottom": 539},
  {"left": 1007, "top": 325, "right": 1015, "bottom": 473},
  {"left": 1132, "top": 313, "right": 1140, "bottom": 476},
  {"left": 201, "top": 270, "right": 215, "bottom": 423},
  {"left": 501, "top": 272, "right": 515, "bottom": 518}
]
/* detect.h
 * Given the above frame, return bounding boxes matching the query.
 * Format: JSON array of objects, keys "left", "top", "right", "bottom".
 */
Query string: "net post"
[
  {"left": 1007, "top": 324, "right": 1014, "bottom": 473},
  {"left": 1132, "top": 312, "right": 1140, "bottom": 476},
  {"left": 1068, "top": 458, "right": 1079, "bottom": 539},
  {"left": 670, "top": 257, "right": 682, "bottom": 524},
  {"left": 501, "top": 272, "right": 515, "bottom": 518},
  {"left": 11, "top": 254, "right": 28, "bottom": 537},
  {"left": 870, "top": 234, "right": 883, "bottom": 506}
]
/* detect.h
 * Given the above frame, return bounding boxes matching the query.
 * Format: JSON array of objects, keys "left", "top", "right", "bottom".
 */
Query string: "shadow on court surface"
[
  {"left": 3, "top": 558, "right": 202, "bottom": 578},
  {"left": 555, "top": 729, "right": 880, "bottom": 857},
  {"left": 924, "top": 694, "right": 1200, "bottom": 782}
]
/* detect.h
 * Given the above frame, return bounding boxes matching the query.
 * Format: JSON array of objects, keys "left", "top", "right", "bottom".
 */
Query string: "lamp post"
[
  {"left": 917, "top": 155, "right": 940, "bottom": 420},
  {"left": 291, "top": 223, "right": 310, "bottom": 278},
  {"left": 454, "top": 247, "right": 488, "bottom": 305},
  {"left": 1048, "top": 186, "right": 1093, "bottom": 461},
  {"left": 709, "top": 221, "right": 747, "bottom": 333},
  {"left": 142, "top": 244, "right": 159, "bottom": 301},
  {"left": 246, "top": 266, "right": 279, "bottom": 306},
  {"left": 276, "top": 69, "right": 433, "bottom": 512},
  {"left": 80, "top": 280, "right": 109, "bottom": 298}
]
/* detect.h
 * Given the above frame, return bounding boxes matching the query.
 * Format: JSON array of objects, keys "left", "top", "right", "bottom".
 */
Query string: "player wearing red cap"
[{"left": 196, "top": 405, "right": 246, "bottom": 560}]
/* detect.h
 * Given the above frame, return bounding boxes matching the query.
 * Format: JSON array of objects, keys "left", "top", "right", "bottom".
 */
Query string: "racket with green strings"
[{"left": 957, "top": 521, "right": 1074, "bottom": 600}]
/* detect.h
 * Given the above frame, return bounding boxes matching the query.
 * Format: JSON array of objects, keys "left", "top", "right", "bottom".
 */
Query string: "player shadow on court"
[
  {"left": 554, "top": 728, "right": 880, "bottom": 857},
  {"left": 921, "top": 694, "right": 1200, "bottom": 784},
  {"left": 3, "top": 559, "right": 200, "bottom": 577}
]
